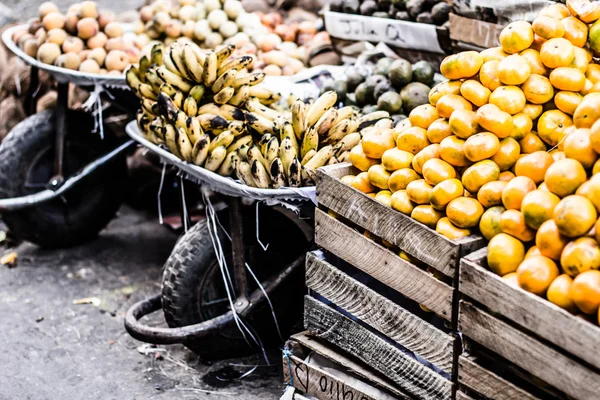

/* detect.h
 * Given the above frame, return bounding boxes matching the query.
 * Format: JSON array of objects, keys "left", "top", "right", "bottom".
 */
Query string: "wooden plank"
[
  {"left": 460, "top": 249, "right": 600, "bottom": 371},
  {"left": 317, "top": 163, "right": 355, "bottom": 179},
  {"left": 455, "top": 392, "right": 474, "bottom": 400},
  {"left": 304, "top": 296, "right": 453, "bottom": 400},
  {"left": 459, "top": 301, "right": 600, "bottom": 400},
  {"left": 306, "top": 252, "right": 455, "bottom": 374},
  {"left": 458, "top": 355, "right": 540, "bottom": 400},
  {"left": 315, "top": 209, "right": 453, "bottom": 320},
  {"left": 290, "top": 332, "right": 409, "bottom": 399},
  {"left": 317, "top": 164, "right": 460, "bottom": 277}
]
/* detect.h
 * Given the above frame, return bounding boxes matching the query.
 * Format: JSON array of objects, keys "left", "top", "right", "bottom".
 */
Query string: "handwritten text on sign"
[{"left": 325, "top": 12, "right": 444, "bottom": 54}]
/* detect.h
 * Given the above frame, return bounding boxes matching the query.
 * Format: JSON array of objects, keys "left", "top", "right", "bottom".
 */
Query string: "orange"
[
  {"left": 488, "top": 233, "right": 526, "bottom": 275},
  {"left": 569, "top": 47, "right": 590, "bottom": 73},
  {"left": 497, "top": 55, "right": 531, "bottom": 85},
  {"left": 573, "top": 92, "right": 600, "bottom": 129},
  {"left": 526, "top": 246, "right": 543, "bottom": 259},
  {"left": 489, "top": 86, "right": 526, "bottom": 115},
  {"left": 521, "top": 75, "right": 554, "bottom": 105},
  {"left": 580, "top": 79, "right": 594, "bottom": 96},
  {"left": 449, "top": 109, "right": 479, "bottom": 139},
  {"left": 436, "top": 94, "right": 473, "bottom": 119},
  {"left": 406, "top": 179, "right": 433, "bottom": 205},
  {"left": 478, "top": 181, "right": 507, "bottom": 208},
  {"left": 446, "top": 196, "right": 484, "bottom": 228},
  {"left": 590, "top": 118, "right": 600, "bottom": 153},
  {"left": 340, "top": 175, "right": 355, "bottom": 186},
  {"left": 521, "top": 103, "right": 544, "bottom": 121},
  {"left": 429, "top": 80, "right": 463, "bottom": 106},
  {"left": 538, "top": 3, "right": 571, "bottom": 20},
  {"left": 480, "top": 206, "right": 505, "bottom": 240},
  {"left": 544, "top": 159, "right": 587, "bottom": 198},
  {"left": 389, "top": 168, "right": 420, "bottom": 192},
  {"left": 537, "top": 110, "right": 573, "bottom": 146},
  {"left": 594, "top": 159, "right": 600, "bottom": 174},
  {"left": 411, "top": 205, "right": 444, "bottom": 228},
  {"left": 532, "top": 15, "right": 565, "bottom": 40},
  {"left": 381, "top": 148, "right": 413, "bottom": 171},
  {"left": 511, "top": 113, "right": 533, "bottom": 141},
  {"left": 553, "top": 195, "right": 597, "bottom": 237},
  {"left": 563, "top": 128, "right": 598, "bottom": 169},
  {"left": 554, "top": 91, "right": 583, "bottom": 115},
  {"left": 503, "top": 272, "right": 521, "bottom": 287},
  {"left": 460, "top": 79, "right": 491, "bottom": 107},
  {"left": 367, "top": 193, "right": 376, "bottom": 198},
  {"left": 580, "top": 174, "right": 600, "bottom": 213},
  {"left": 409, "top": 104, "right": 439, "bottom": 130},
  {"left": 586, "top": 64, "right": 600, "bottom": 83},
  {"left": 375, "top": 190, "right": 392, "bottom": 207},
  {"left": 536, "top": 219, "right": 569, "bottom": 260},
  {"left": 367, "top": 164, "right": 391, "bottom": 190},
  {"left": 440, "top": 51, "right": 483, "bottom": 80},
  {"left": 570, "top": 270, "right": 600, "bottom": 314},
  {"left": 390, "top": 190, "right": 414, "bottom": 215},
  {"left": 421, "top": 157, "right": 456, "bottom": 186},
  {"left": 567, "top": 0, "right": 600, "bottom": 23},
  {"left": 427, "top": 119, "right": 452, "bottom": 144},
  {"left": 519, "top": 133, "right": 547, "bottom": 153},
  {"left": 540, "top": 38, "right": 575, "bottom": 68},
  {"left": 561, "top": 16, "right": 588, "bottom": 48},
  {"left": 362, "top": 128, "right": 396, "bottom": 159},
  {"left": 492, "top": 137, "right": 521, "bottom": 172},
  {"left": 561, "top": 237, "right": 600, "bottom": 277},
  {"left": 412, "top": 144, "right": 441, "bottom": 175},
  {"left": 550, "top": 150, "right": 566, "bottom": 162},
  {"left": 436, "top": 217, "right": 471, "bottom": 240},
  {"left": 519, "top": 49, "right": 548, "bottom": 76},
  {"left": 430, "top": 178, "right": 464, "bottom": 210},
  {"left": 351, "top": 172, "right": 375, "bottom": 193},
  {"left": 549, "top": 67, "right": 586, "bottom": 92},
  {"left": 479, "top": 61, "right": 502, "bottom": 91},
  {"left": 517, "top": 256, "right": 560, "bottom": 295},
  {"left": 462, "top": 160, "right": 501, "bottom": 194},
  {"left": 439, "top": 136, "right": 471, "bottom": 167},
  {"left": 499, "top": 21, "right": 534, "bottom": 54},
  {"left": 500, "top": 209, "right": 536, "bottom": 242},
  {"left": 396, "top": 126, "right": 430, "bottom": 155},
  {"left": 521, "top": 190, "right": 560, "bottom": 229},
  {"left": 530, "top": 34, "right": 547, "bottom": 52},
  {"left": 350, "top": 144, "right": 379, "bottom": 172},
  {"left": 539, "top": 182, "right": 549, "bottom": 191},
  {"left": 502, "top": 176, "right": 537, "bottom": 210},
  {"left": 514, "top": 151, "right": 554, "bottom": 184},
  {"left": 480, "top": 47, "right": 508, "bottom": 62},
  {"left": 463, "top": 132, "right": 500, "bottom": 162},
  {"left": 476, "top": 104, "right": 514, "bottom": 138},
  {"left": 499, "top": 171, "right": 516, "bottom": 181}
]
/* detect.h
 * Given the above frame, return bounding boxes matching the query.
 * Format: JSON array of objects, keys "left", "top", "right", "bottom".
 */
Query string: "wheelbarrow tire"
[{"left": 0, "top": 110, "right": 127, "bottom": 248}]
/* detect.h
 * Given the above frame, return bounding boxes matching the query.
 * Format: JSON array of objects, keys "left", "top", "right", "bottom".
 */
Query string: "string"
[
  {"left": 255, "top": 202, "right": 269, "bottom": 251},
  {"left": 179, "top": 176, "right": 189, "bottom": 232},
  {"left": 157, "top": 163, "right": 166, "bottom": 225}
]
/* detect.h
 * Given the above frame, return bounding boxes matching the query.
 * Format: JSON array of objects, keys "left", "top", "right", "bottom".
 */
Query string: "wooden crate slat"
[
  {"left": 315, "top": 209, "right": 453, "bottom": 320},
  {"left": 304, "top": 296, "right": 453, "bottom": 400},
  {"left": 455, "top": 392, "right": 475, "bottom": 400},
  {"left": 458, "top": 355, "right": 540, "bottom": 400},
  {"left": 306, "top": 252, "right": 455, "bottom": 374},
  {"left": 459, "top": 301, "right": 600, "bottom": 400},
  {"left": 460, "top": 249, "right": 600, "bottom": 371}
]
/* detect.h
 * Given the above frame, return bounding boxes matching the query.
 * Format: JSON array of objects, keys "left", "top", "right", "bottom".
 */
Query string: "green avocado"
[
  {"left": 400, "top": 82, "right": 430, "bottom": 114},
  {"left": 377, "top": 91, "right": 403, "bottom": 114},
  {"left": 374, "top": 57, "right": 394, "bottom": 76},
  {"left": 412, "top": 61, "right": 435, "bottom": 86},
  {"left": 355, "top": 82, "right": 374, "bottom": 107},
  {"left": 389, "top": 58, "right": 413, "bottom": 89}
]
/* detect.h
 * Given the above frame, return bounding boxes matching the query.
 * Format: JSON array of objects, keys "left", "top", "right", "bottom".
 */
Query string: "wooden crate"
[{"left": 458, "top": 249, "right": 600, "bottom": 400}]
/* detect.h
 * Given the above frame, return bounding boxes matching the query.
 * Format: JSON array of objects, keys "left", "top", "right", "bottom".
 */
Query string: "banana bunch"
[{"left": 128, "top": 41, "right": 388, "bottom": 189}]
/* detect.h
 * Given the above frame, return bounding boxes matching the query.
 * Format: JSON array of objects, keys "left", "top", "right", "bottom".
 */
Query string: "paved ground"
[{"left": 0, "top": 207, "right": 284, "bottom": 400}]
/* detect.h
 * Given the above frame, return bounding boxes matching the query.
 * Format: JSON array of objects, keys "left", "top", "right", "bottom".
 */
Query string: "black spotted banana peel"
[
  {"left": 217, "top": 152, "right": 239, "bottom": 177},
  {"left": 214, "top": 87, "right": 235, "bottom": 105},
  {"left": 331, "top": 106, "right": 354, "bottom": 127},
  {"left": 279, "top": 137, "right": 296, "bottom": 177},
  {"left": 172, "top": 90, "right": 184, "bottom": 109},
  {"left": 237, "top": 144, "right": 250, "bottom": 162},
  {"left": 333, "top": 131, "right": 361, "bottom": 158},
  {"left": 174, "top": 111, "right": 188, "bottom": 131},
  {"left": 305, "top": 91, "right": 337, "bottom": 129},
  {"left": 263, "top": 137, "right": 279, "bottom": 163},
  {"left": 269, "top": 158, "right": 286, "bottom": 188},
  {"left": 142, "top": 98, "right": 159, "bottom": 117},
  {"left": 323, "top": 119, "right": 357, "bottom": 145},
  {"left": 236, "top": 161, "right": 256, "bottom": 187},
  {"left": 163, "top": 124, "right": 181, "bottom": 158},
  {"left": 231, "top": 72, "right": 265, "bottom": 89},
  {"left": 244, "top": 97, "right": 280, "bottom": 121},
  {"left": 202, "top": 51, "right": 218, "bottom": 87},
  {"left": 217, "top": 55, "right": 254, "bottom": 77},
  {"left": 197, "top": 114, "right": 229, "bottom": 131},
  {"left": 287, "top": 158, "right": 301, "bottom": 187},
  {"left": 291, "top": 99, "right": 307, "bottom": 140},
  {"left": 209, "top": 130, "right": 235, "bottom": 152},
  {"left": 357, "top": 111, "right": 390, "bottom": 130},
  {"left": 248, "top": 86, "right": 280, "bottom": 105},
  {"left": 125, "top": 65, "right": 142, "bottom": 92},
  {"left": 301, "top": 127, "right": 318, "bottom": 159},
  {"left": 149, "top": 117, "right": 165, "bottom": 143},
  {"left": 182, "top": 44, "right": 203, "bottom": 82},
  {"left": 157, "top": 93, "right": 179, "bottom": 123},
  {"left": 183, "top": 96, "right": 198, "bottom": 117},
  {"left": 251, "top": 160, "right": 271, "bottom": 189},
  {"left": 156, "top": 66, "right": 193, "bottom": 93},
  {"left": 218, "top": 104, "right": 245, "bottom": 121},
  {"left": 228, "top": 84, "right": 250, "bottom": 107},
  {"left": 216, "top": 44, "right": 235, "bottom": 65},
  {"left": 228, "top": 120, "right": 246, "bottom": 137},
  {"left": 301, "top": 149, "right": 316, "bottom": 166},
  {"left": 212, "top": 68, "right": 238, "bottom": 94},
  {"left": 186, "top": 117, "right": 204, "bottom": 145},
  {"left": 176, "top": 127, "right": 194, "bottom": 162},
  {"left": 245, "top": 112, "right": 275, "bottom": 134},
  {"left": 192, "top": 136, "right": 210, "bottom": 166},
  {"left": 146, "top": 68, "right": 164, "bottom": 92},
  {"left": 159, "top": 83, "right": 178, "bottom": 98},
  {"left": 205, "top": 145, "right": 227, "bottom": 172},
  {"left": 247, "top": 145, "right": 270, "bottom": 171},
  {"left": 136, "top": 110, "right": 152, "bottom": 138},
  {"left": 258, "top": 133, "right": 272, "bottom": 149},
  {"left": 227, "top": 135, "right": 253, "bottom": 153},
  {"left": 314, "top": 107, "right": 338, "bottom": 136}
]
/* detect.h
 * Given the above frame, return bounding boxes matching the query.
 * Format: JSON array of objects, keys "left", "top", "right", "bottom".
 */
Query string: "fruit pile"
[
  {"left": 330, "top": 0, "right": 451, "bottom": 26},
  {"left": 11, "top": 1, "right": 141, "bottom": 74},
  {"left": 128, "top": 42, "right": 365, "bottom": 188},
  {"left": 343, "top": 0, "right": 600, "bottom": 323}
]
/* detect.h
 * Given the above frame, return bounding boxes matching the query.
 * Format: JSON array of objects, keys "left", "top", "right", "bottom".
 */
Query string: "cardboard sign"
[{"left": 325, "top": 11, "right": 445, "bottom": 54}]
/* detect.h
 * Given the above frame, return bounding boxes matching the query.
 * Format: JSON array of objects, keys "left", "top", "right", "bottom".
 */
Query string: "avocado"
[
  {"left": 433, "top": 73, "right": 445, "bottom": 86},
  {"left": 355, "top": 82, "right": 374, "bottom": 107},
  {"left": 406, "top": 0, "right": 424, "bottom": 18},
  {"left": 362, "top": 105, "right": 380, "bottom": 115},
  {"left": 343, "top": 0, "right": 360, "bottom": 14},
  {"left": 359, "top": 0, "right": 378, "bottom": 15},
  {"left": 377, "top": 91, "right": 403, "bottom": 114},
  {"left": 320, "top": 79, "right": 336, "bottom": 96},
  {"left": 329, "top": 0, "right": 343, "bottom": 12},
  {"left": 400, "top": 82, "right": 430, "bottom": 113},
  {"left": 395, "top": 11, "right": 411, "bottom": 20},
  {"left": 378, "top": 0, "right": 392, "bottom": 11},
  {"left": 389, "top": 59, "right": 413, "bottom": 89},
  {"left": 431, "top": 2, "right": 451, "bottom": 25},
  {"left": 416, "top": 12, "right": 433, "bottom": 24},
  {"left": 345, "top": 93, "right": 357, "bottom": 106},
  {"left": 366, "top": 74, "right": 386, "bottom": 87},
  {"left": 333, "top": 80, "right": 348, "bottom": 103},
  {"left": 374, "top": 79, "right": 393, "bottom": 99},
  {"left": 345, "top": 67, "right": 366, "bottom": 92},
  {"left": 374, "top": 57, "right": 394, "bottom": 76},
  {"left": 412, "top": 61, "right": 435, "bottom": 85},
  {"left": 373, "top": 11, "right": 389, "bottom": 18}
]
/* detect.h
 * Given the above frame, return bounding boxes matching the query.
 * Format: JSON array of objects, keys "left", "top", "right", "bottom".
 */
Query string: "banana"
[
  {"left": 278, "top": 121, "right": 298, "bottom": 153},
  {"left": 338, "top": 150, "right": 350, "bottom": 162},
  {"left": 197, "top": 114, "right": 229, "bottom": 131},
  {"left": 333, "top": 131, "right": 361, "bottom": 158},
  {"left": 331, "top": 106, "right": 354, "bottom": 127},
  {"left": 192, "top": 136, "right": 210, "bottom": 166},
  {"left": 313, "top": 107, "right": 338, "bottom": 136},
  {"left": 305, "top": 91, "right": 337, "bottom": 129},
  {"left": 279, "top": 137, "right": 296, "bottom": 175},
  {"left": 227, "top": 135, "right": 253, "bottom": 153},
  {"left": 288, "top": 158, "right": 301, "bottom": 187},
  {"left": 301, "top": 149, "right": 316, "bottom": 166},
  {"left": 209, "top": 130, "right": 234, "bottom": 152},
  {"left": 186, "top": 42, "right": 205, "bottom": 67},
  {"left": 251, "top": 160, "right": 271, "bottom": 189},
  {"left": 183, "top": 96, "right": 198, "bottom": 117},
  {"left": 163, "top": 124, "right": 181, "bottom": 158},
  {"left": 247, "top": 145, "right": 270, "bottom": 171},
  {"left": 375, "top": 118, "right": 394, "bottom": 129},
  {"left": 159, "top": 83, "right": 177, "bottom": 98},
  {"left": 173, "top": 111, "right": 187, "bottom": 131},
  {"left": 170, "top": 43, "right": 192, "bottom": 81},
  {"left": 245, "top": 112, "right": 275, "bottom": 134},
  {"left": 146, "top": 69, "right": 164, "bottom": 92},
  {"left": 228, "top": 120, "right": 246, "bottom": 137},
  {"left": 202, "top": 51, "right": 218, "bottom": 87},
  {"left": 217, "top": 55, "right": 253, "bottom": 77},
  {"left": 138, "top": 56, "right": 150, "bottom": 81},
  {"left": 304, "top": 145, "right": 333, "bottom": 171},
  {"left": 231, "top": 72, "right": 265, "bottom": 89},
  {"left": 172, "top": 90, "right": 184, "bottom": 109},
  {"left": 269, "top": 158, "right": 286, "bottom": 188},
  {"left": 149, "top": 117, "right": 165, "bottom": 142},
  {"left": 137, "top": 110, "right": 151, "bottom": 135},
  {"left": 189, "top": 85, "right": 205, "bottom": 102},
  {"left": 236, "top": 161, "right": 256, "bottom": 187},
  {"left": 291, "top": 100, "right": 306, "bottom": 140},
  {"left": 211, "top": 68, "right": 238, "bottom": 93},
  {"left": 205, "top": 145, "right": 227, "bottom": 172},
  {"left": 216, "top": 44, "right": 235, "bottom": 65},
  {"left": 263, "top": 137, "right": 279, "bottom": 163},
  {"left": 125, "top": 66, "right": 142, "bottom": 91},
  {"left": 237, "top": 144, "right": 250, "bottom": 161},
  {"left": 214, "top": 87, "right": 235, "bottom": 105},
  {"left": 150, "top": 43, "right": 163, "bottom": 66},
  {"left": 218, "top": 104, "right": 245, "bottom": 120},
  {"left": 142, "top": 98, "right": 159, "bottom": 116},
  {"left": 162, "top": 46, "right": 182, "bottom": 76},
  {"left": 197, "top": 103, "right": 222, "bottom": 116},
  {"left": 248, "top": 86, "right": 280, "bottom": 105},
  {"left": 217, "top": 152, "right": 239, "bottom": 176},
  {"left": 138, "top": 83, "right": 157, "bottom": 100},
  {"left": 258, "top": 133, "right": 272, "bottom": 150},
  {"left": 228, "top": 84, "right": 250, "bottom": 107},
  {"left": 156, "top": 66, "right": 193, "bottom": 93},
  {"left": 245, "top": 97, "right": 280, "bottom": 121},
  {"left": 176, "top": 127, "right": 194, "bottom": 162},
  {"left": 301, "top": 127, "right": 318, "bottom": 159},
  {"left": 357, "top": 111, "right": 390, "bottom": 130},
  {"left": 182, "top": 44, "right": 203, "bottom": 82},
  {"left": 323, "top": 119, "right": 355, "bottom": 144},
  {"left": 185, "top": 117, "right": 204, "bottom": 145}
]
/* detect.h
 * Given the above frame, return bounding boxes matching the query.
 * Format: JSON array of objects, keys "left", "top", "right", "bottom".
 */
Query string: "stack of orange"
[{"left": 341, "top": 0, "right": 600, "bottom": 325}]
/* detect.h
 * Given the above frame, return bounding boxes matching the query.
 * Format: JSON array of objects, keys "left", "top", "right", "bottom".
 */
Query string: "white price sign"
[{"left": 325, "top": 11, "right": 445, "bottom": 54}]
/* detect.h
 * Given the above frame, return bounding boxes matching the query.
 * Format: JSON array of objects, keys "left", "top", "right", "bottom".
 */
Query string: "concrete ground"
[{"left": 0, "top": 207, "right": 284, "bottom": 400}]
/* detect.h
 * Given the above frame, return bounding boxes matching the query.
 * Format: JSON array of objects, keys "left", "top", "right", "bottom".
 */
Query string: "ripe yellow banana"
[
  {"left": 205, "top": 145, "right": 227, "bottom": 172},
  {"left": 338, "top": 150, "right": 350, "bottom": 162},
  {"left": 138, "top": 56, "right": 150, "bottom": 82},
  {"left": 183, "top": 96, "right": 197, "bottom": 117},
  {"left": 269, "top": 158, "right": 286, "bottom": 188},
  {"left": 212, "top": 68, "right": 238, "bottom": 93},
  {"left": 174, "top": 111, "right": 188, "bottom": 131},
  {"left": 170, "top": 44, "right": 192, "bottom": 81},
  {"left": 324, "top": 119, "right": 355, "bottom": 145},
  {"left": 138, "top": 83, "right": 157, "bottom": 100},
  {"left": 237, "top": 144, "right": 250, "bottom": 162},
  {"left": 331, "top": 106, "right": 354, "bottom": 127},
  {"left": 314, "top": 107, "right": 338, "bottom": 136},
  {"left": 291, "top": 100, "right": 306, "bottom": 140},
  {"left": 305, "top": 91, "right": 337, "bottom": 129},
  {"left": 217, "top": 152, "right": 239, "bottom": 177},
  {"left": 182, "top": 44, "right": 203, "bottom": 82},
  {"left": 288, "top": 158, "right": 301, "bottom": 187},
  {"left": 263, "top": 137, "right": 279, "bottom": 163},
  {"left": 333, "top": 131, "right": 361, "bottom": 158},
  {"left": 228, "top": 84, "right": 250, "bottom": 107},
  {"left": 126, "top": 66, "right": 142, "bottom": 91},
  {"left": 150, "top": 43, "right": 164, "bottom": 66},
  {"left": 214, "top": 87, "right": 235, "bottom": 105},
  {"left": 245, "top": 98, "right": 280, "bottom": 121},
  {"left": 189, "top": 85, "right": 205, "bottom": 102},
  {"left": 172, "top": 90, "right": 184, "bottom": 109},
  {"left": 163, "top": 124, "right": 181, "bottom": 158},
  {"left": 247, "top": 145, "right": 270, "bottom": 171},
  {"left": 258, "top": 133, "right": 272, "bottom": 149},
  {"left": 142, "top": 98, "right": 158, "bottom": 116},
  {"left": 228, "top": 120, "right": 246, "bottom": 137},
  {"left": 217, "top": 55, "right": 253, "bottom": 77},
  {"left": 209, "top": 130, "right": 234, "bottom": 152},
  {"left": 301, "top": 127, "right": 318, "bottom": 159},
  {"left": 248, "top": 86, "right": 280, "bottom": 105},
  {"left": 216, "top": 44, "right": 235, "bottom": 65},
  {"left": 251, "top": 160, "right": 271, "bottom": 189},
  {"left": 197, "top": 114, "right": 229, "bottom": 131},
  {"left": 304, "top": 145, "right": 333, "bottom": 171},
  {"left": 156, "top": 66, "right": 193, "bottom": 93},
  {"left": 137, "top": 110, "right": 151, "bottom": 134},
  {"left": 162, "top": 47, "right": 182, "bottom": 77},
  {"left": 301, "top": 149, "right": 316, "bottom": 166},
  {"left": 357, "top": 111, "right": 390, "bottom": 130},
  {"left": 279, "top": 137, "right": 296, "bottom": 174},
  {"left": 227, "top": 135, "right": 253, "bottom": 153},
  {"left": 218, "top": 104, "right": 245, "bottom": 121},
  {"left": 236, "top": 161, "right": 256, "bottom": 187},
  {"left": 192, "top": 136, "right": 210, "bottom": 166},
  {"left": 232, "top": 72, "right": 265, "bottom": 89},
  {"left": 185, "top": 117, "right": 204, "bottom": 145},
  {"left": 159, "top": 83, "right": 177, "bottom": 98},
  {"left": 245, "top": 112, "right": 275, "bottom": 134},
  {"left": 202, "top": 51, "right": 218, "bottom": 87},
  {"left": 176, "top": 126, "right": 193, "bottom": 162},
  {"left": 149, "top": 117, "right": 165, "bottom": 143},
  {"left": 146, "top": 69, "right": 164, "bottom": 92}
]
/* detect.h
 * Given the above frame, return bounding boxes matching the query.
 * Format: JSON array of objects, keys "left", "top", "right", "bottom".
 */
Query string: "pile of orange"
[{"left": 342, "top": 0, "right": 600, "bottom": 325}]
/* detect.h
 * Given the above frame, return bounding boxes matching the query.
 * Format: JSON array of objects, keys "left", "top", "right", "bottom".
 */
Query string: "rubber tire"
[
  {"left": 161, "top": 209, "right": 308, "bottom": 359},
  {"left": 0, "top": 110, "right": 128, "bottom": 248}
]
